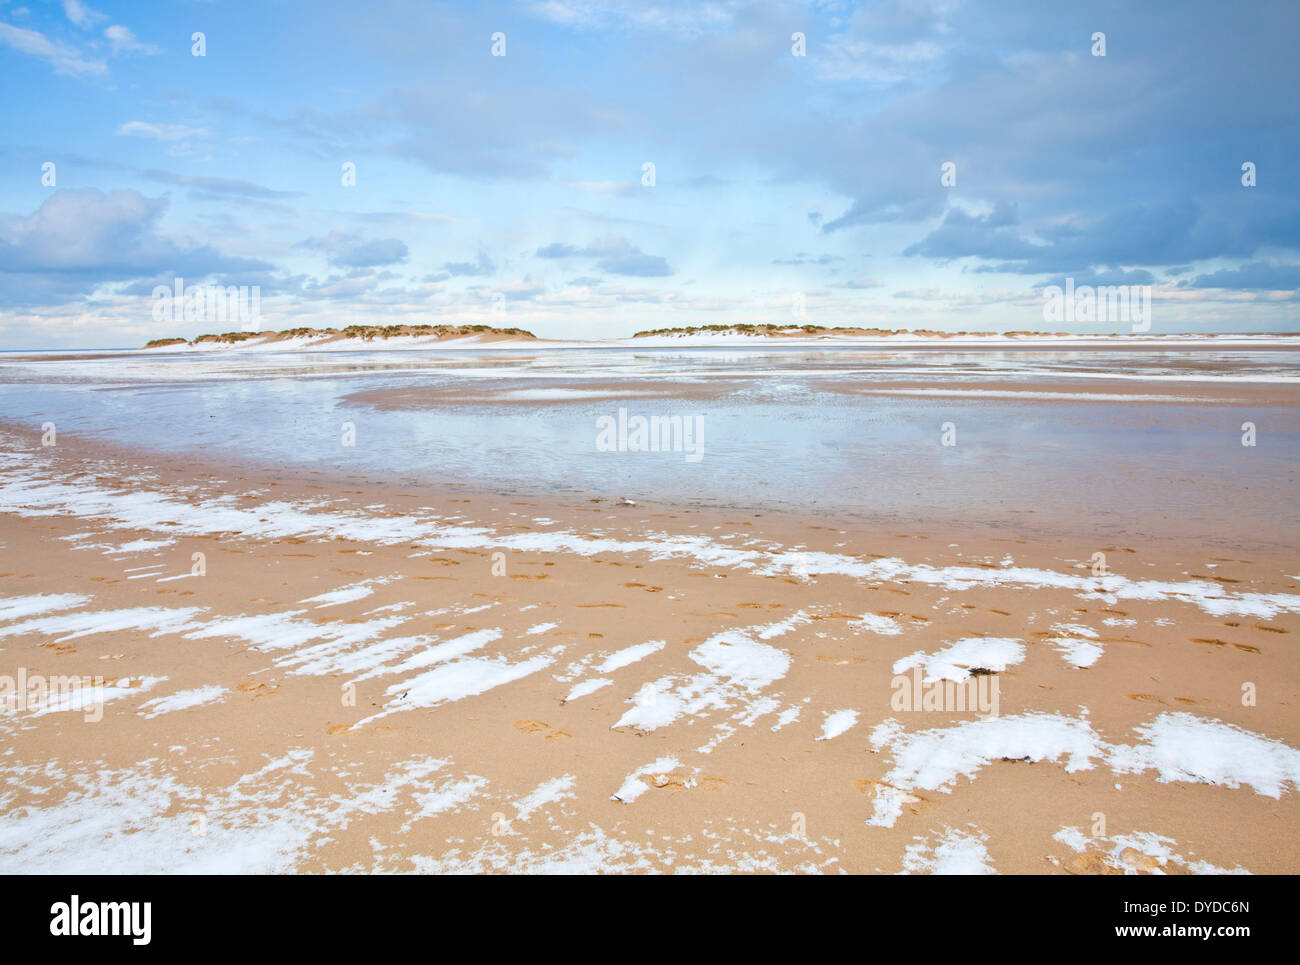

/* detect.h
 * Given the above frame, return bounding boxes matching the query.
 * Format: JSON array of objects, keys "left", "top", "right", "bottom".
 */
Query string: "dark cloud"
[
  {"left": 905, "top": 199, "right": 1300, "bottom": 280},
  {"left": 537, "top": 242, "right": 582, "bottom": 259},
  {"left": 533, "top": 237, "right": 672, "bottom": 277},
  {"left": 597, "top": 249, "right": 671, "bottom": 277},
  {"left": 440, "top": 251, "right": 495, "bottom": 277},
  {"left": 1190, "top": 262, "right": 1300, "bottom": 291},
  {"left": 140, "top": 170, "right": 305, "bottom": 201},
  {"left": 296, "top": 231, "right": 409, "bottom": 268},
  {"left": 0, "top": 189, "right": 272, "bottom": 306},
  {"left": 772, "top": 252, "right": 843, "bottom": 266}
]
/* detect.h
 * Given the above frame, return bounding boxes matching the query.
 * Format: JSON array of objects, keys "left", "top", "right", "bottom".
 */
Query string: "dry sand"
[{"left": 0, "top": 420, "right": 1296, "bottom": 874}]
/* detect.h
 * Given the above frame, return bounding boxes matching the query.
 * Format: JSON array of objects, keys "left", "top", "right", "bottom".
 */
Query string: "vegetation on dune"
[
  {"left": 145, "top": 324, "right": 536, "bottom": 348},
  {"left": 191, "top": 331, "right": 261, "bottom": 344},
  {"left": 334, "top": 323, "right": 534, "bottom": 341}
]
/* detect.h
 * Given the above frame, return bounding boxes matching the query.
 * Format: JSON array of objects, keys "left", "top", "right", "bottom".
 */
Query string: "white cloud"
[
  {"left": 816, "top": 38, "right": 944, "bottom": 86},
  {"left": 530, "top": 0, "right": 738, "bottom": 33},
  {"left": 117, "top": 121, "right": 211, "bottom": 141},
  {"left": 567, "top": 180, "right": 639, "bottom": 198},
  {"left": 61, "top": 0, "right": 106, "bottom": 28},
  {"left": 105, "top": 25, "right": 160, "bottom": 56},
  {"left": 0, "top": 22, "right": 105, "bottom": 76}
]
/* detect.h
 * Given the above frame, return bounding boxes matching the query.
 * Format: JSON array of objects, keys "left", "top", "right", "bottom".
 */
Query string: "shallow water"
[{"left": 0, "top": 346, "right": 1296, "bottom": 544}]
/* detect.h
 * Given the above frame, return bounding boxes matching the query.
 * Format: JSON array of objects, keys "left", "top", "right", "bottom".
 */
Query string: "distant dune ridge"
[
  {"left": 634, "top": 324, "right": 1071, "bottom": 338},
  {"left": 140, "top": 323, "right": 1296, "bottom": 351},
  {"left": 143, "top": 323, "right": 536, "bottom": 349}
]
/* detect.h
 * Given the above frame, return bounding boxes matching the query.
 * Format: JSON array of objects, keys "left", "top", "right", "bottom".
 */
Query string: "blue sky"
[{"left": 1, "top": 0, "right": 1298, "bottom": 348}]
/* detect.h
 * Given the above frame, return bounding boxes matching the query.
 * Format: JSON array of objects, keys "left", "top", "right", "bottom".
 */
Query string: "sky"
[{"left": 1, "top": 0, "right": 1298, "bottom": 348}]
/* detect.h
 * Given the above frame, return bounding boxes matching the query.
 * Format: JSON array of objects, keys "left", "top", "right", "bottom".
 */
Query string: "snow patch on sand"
[
  {"left": 515, "top": 775, "right": 576, "bottom": 821},
  {"left": 867, "top": 713, "right": 1102, "bottom": 826},
  {"left": 1053, "top": 826, "right": 1249, "bottom": 875},
  {"left": 564, "top": 678, "right": 612, "bottom": 702},
  {"left": 139, "top": 685, "right": 226, "bottom": 719},
  {"left": 611, "top": 757, "right": 682, "bottom": 804},
  {"left": 816, "top": 709, "right": 859, "bottom": 742},
  {"left": 0, "top": 606, "right": 204, "bottom": 643},
  {"left": 299, "top": 578, "right": 394, "bottom": 608},
  {"left": 359, "top": 652, "right": 554, "bottom": 724},
  {"left": 901, "top": 827, "right": 995, "bottom": 875},
  {"left": 893, "top": 637, "right": 1024, "bottom": 681},
  {"left": 599, "top": 639, "right": 665, "bottom": 672},
  {"left": 0, "top": 594, "right": 90, "bottom": 625},
  {"left": 1108, "top": 713, "right": 1300, "bottom": 798}
]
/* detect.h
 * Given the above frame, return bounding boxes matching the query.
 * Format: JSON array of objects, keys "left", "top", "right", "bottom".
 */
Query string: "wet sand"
[{"left": 348, "top": 374, "right": 1299, "bottom": 408}]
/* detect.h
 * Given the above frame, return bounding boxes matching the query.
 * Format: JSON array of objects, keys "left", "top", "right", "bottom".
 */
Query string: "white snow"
[
  {"left": 1108, "top": 712, "right": 1300, "bottom": 798},
  {"left": 893, "top": 637, "right": 1024, "bottom": 681},
  {"left": 139, "top": 685, "right": 227, "bottom": 718},
  {"left": 816, "top": 709, "right": 859, "bottom": 742},
  {"left": 563, "top": 678, "right": 612, "bottom": 702},
  {"left": 514, "top": 775, "right": 576, "bottom": 820},
  {"left": 901, "top": 827, "right": 995, "bottom": 875},
  {"left": 599, "top": 639, "right": 665, "bottom": 672},
  {"left": 611, "top": 757, "right": 681, "bottom": 804}
]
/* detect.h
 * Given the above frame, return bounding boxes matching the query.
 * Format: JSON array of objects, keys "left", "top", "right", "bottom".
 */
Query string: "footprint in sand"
[
  {"left": 1063, "top": 847, "right": 1188, "bottom": 876},
  {"left": 513, "top": 719, "right": 572, "bottom": 742},
  {"left": 1062, "top": 853, "right": 1125, "bottom": 875},
  {"left": 236, "top": 681, "right": 279, "bottom": 699},
  {"left": 325, "top": 723, "right": 392, "bottom": 736},
  {"left": 648, "top": 773, "right": 726, "bottom": 792},
  {"left": 852, "top": 778, "right": 930, "bottom": 815},
  {"left": 1189, "top": 637, "right": 1260, "bottom": 652}
]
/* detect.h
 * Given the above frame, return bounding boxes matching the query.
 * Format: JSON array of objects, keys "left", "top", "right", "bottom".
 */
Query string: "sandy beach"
[{"left": 0, "top": 340, "right": 1296, "bottom": 874}]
